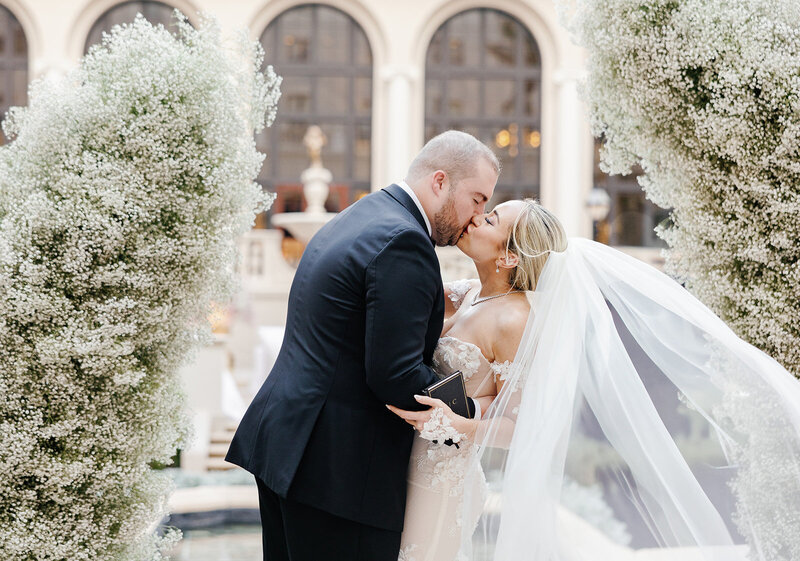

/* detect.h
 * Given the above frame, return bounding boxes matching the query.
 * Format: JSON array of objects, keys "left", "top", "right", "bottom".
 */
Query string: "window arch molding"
[
  {"left": 68, "top": 0, "right": 200, "bottom": 62},
  {"left": 412, "top": 0, "right": 560, "bottom": 208},
  {"left": 250, "top": 0, "right": 386, "bottom": 190},
  {"left": 0, "top": 0, "right": 38, "bottom": 73},
  {"left": 0, "top": 1, "right": 30, "bottom": 145}
]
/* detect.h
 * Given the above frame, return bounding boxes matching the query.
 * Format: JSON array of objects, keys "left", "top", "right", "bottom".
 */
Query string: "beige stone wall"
[{"left": 4, "top": 0, "right": 598, "bottom": 238}]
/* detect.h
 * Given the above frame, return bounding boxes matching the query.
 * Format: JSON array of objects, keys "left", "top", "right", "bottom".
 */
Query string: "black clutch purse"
[{"left": 422, "top": 370, "right": 470, "bottom": 418}]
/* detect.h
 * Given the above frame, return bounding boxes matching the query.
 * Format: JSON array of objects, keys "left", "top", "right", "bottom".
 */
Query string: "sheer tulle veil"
[{"left": 459, "top": 237, "right": 800, "bottom": 561}]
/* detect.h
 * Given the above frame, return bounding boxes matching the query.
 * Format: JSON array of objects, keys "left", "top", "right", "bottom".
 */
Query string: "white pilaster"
[
  {"left": 553, "top": 69, "right": 594, "bottom": 238},
  {"left": 381, "top": 65, "right": 418, "bottom": 188}
]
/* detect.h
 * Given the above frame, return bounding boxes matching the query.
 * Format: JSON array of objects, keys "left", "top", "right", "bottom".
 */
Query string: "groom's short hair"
[{"left": 406, "top": 130, "right": 500, "bottom": 187}]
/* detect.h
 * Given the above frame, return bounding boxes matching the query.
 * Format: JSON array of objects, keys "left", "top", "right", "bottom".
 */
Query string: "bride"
[{"left": 389, "top": 199, "right": 800, "bottom": 561}]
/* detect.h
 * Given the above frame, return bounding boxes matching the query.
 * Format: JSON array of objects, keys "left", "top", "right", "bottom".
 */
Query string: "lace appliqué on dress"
[
  {"left": 433, "top": 338, "right": 482, "bottom": 381},
  {"left": 490, "top": 360, "right": 513, "bottom": 382},
  {"left": 422, "top": 441, "right": 474, "bottom": 498},
  {"left": 490, "top": 359, "right": 522, "bottom": 394},
  {"left": 447, "top": 279, "right": 473, "bottom": 311},
  {"left": 419, "top": 407, "right": 465, "bottom": 447},
  {"left": 398, "top": 544, "right": 418, "bottom": 561}
]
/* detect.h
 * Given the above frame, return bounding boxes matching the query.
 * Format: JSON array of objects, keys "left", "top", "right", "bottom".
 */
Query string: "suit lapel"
[{"left": 383, "top": 184, "right": 433, "bottom": 244}]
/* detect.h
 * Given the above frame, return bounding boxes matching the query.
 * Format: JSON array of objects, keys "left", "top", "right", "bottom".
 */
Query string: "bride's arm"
[
  {"left": 470, "top": 307, "right": 529, "bottom": 448},
  {"left": 387, "top": 306, "right": 528, "bottom": 448}
]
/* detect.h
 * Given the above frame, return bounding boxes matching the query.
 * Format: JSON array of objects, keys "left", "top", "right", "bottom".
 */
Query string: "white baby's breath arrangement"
[
  {"left": 564, "top": 0, "right": 800, "bottom": 377},
  {"left": 0, "top": 12, "right": 279, "bottom": 560}
]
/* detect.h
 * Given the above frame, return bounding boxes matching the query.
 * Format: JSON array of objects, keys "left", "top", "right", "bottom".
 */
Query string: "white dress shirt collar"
[{"left": 396, "top": 180, "right": 432, "bottom": 236}]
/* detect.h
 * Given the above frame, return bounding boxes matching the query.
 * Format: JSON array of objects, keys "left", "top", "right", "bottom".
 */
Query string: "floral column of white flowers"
[
  {"left": 0, "top": 13, "right": 280, "bottom": 560},
  {"left": 564, "top": 0, "right": 800, "bottom": 377}
]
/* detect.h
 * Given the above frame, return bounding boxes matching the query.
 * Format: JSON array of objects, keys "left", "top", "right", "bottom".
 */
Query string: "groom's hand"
[{"left": 387, "top": 395, "right": 475, "bottom": 446}]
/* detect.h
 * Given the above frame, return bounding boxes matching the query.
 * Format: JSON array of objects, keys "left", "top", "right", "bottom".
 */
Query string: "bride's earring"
[{"left": 496, "top": 265, "right": 500, "bottom": 273}]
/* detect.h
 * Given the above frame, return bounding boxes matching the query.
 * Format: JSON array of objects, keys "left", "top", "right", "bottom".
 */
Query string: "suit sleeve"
[{"left": 364, "top": 228, "right": 440, "bottom": 410}]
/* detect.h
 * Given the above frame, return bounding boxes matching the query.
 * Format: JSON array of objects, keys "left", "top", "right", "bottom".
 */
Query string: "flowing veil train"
[{"left": 458, "top": 238, "right": 800, "bottom": 561}]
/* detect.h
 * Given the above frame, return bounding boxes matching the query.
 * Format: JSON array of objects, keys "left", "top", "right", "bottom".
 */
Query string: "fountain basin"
[{"left": 271, "top": 211, "right": 337, "bottom": 245}]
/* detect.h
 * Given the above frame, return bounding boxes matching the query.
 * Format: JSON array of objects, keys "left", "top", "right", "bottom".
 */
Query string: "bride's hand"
[{"left": 386, "top": 395, "right": 475, "bottom": 441}]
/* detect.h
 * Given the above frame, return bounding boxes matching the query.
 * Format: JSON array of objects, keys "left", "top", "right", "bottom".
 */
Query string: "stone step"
[
  {"left": 208, "top": 442, "right": 231, "bottom": 457},
  {"left": 206, "top": 457, "right": 238, "bottom": 471},
  {"left": 210, "top": 430, "right": 235, "bottom": 443}
]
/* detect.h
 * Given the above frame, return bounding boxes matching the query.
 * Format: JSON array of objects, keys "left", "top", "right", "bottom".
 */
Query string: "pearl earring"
[{"left": 496, "top": 265, "right": 500, "bottom": 273}]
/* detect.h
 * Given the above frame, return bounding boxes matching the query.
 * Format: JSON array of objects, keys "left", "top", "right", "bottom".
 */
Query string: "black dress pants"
[{"left": 256, "top": 476, "right": 401, "bottom": 561}]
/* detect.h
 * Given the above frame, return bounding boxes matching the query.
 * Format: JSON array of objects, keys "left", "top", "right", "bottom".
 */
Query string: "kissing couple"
[{"left": 227, "top": 131, "right": 800, "bottom": 561}]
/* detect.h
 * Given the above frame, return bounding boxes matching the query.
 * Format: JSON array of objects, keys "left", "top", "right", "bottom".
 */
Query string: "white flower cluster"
[
  {"left": 0, "top": 12, "right": 280, "bottom": 560},
  {"left": 419, "top": 407, "right": 465, "bottom": 446},
  {"left": 564, "top": 0, "right": 800, "bottom": 376}
]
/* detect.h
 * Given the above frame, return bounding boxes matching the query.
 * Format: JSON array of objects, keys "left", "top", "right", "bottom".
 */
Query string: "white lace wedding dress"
[{"left": 398, "top": 282, "right": 512, "bottom": 561}]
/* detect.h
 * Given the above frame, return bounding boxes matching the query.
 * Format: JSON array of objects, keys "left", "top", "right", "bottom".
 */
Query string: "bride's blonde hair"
[{"left": 506, "top": 199, "right": 567, "bottom": 291}]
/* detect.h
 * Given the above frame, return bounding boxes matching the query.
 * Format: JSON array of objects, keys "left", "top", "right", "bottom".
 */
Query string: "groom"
[{"left": 226, "top": 130, "right": 499, "bottom": 561}]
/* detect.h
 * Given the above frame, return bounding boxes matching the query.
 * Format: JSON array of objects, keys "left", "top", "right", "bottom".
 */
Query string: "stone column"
[
  {"left": 553, "top": 69, "right": 594, "bottom": 238},
  {"left": 382, "top": 66, "right": 418, "bottom": 186}
]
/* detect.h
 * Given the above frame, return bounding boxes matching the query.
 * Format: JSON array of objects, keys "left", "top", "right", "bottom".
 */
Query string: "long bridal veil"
[{"left": 459, "top": 238, "right": 800, "bottom": 561}]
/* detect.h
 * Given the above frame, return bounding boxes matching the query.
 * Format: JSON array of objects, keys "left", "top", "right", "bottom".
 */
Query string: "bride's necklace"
[{"left": 471, "top": 288, "right": 524, "bottom": 306}]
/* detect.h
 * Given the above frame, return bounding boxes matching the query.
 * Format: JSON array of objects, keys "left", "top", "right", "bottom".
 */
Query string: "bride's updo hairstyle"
[{"left": 506, "top": 199, "right": 567, "bottom": 291}]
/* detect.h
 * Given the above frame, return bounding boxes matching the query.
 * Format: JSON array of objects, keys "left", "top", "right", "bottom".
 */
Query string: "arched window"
[
  {"left": 258, "top": 4, "right": 372, "bottom": 223},
  {"left": 425, "top": 9, "right": 541, "bottom": 204},
  {"left": 85, "top": 1, "right": 175, "bottom": 53},
  {"left": 593, "top": 139, "right": 669, "bottom": 247},
  {"left": 0, "top": 5, "right": 27, "bottom": 145}
]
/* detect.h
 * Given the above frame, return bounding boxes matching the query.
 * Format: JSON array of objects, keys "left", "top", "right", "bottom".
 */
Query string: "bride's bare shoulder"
[{"left": 490, "top": 296, "right": 530, "bottom": 361}]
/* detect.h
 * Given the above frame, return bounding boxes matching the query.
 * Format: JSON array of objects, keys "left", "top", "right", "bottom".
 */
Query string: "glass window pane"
[
  {"left": 522, "top": 79, "right": 540, "bottom": 117},
  {"left": 319, "top": 123, "right": 348, "bottom": 180},
  {"left": 255, "top": 129, "right": 272, "bottom": 177},
  {"left": 614, "top": 193, "right": 645, "bottom": 245},
  {"left": 142, "top": 2, "right": 172, "bottom": 26},
  {"left": 426, "top": 79, "right": 444, "bottom": 117},
  {"left": 85, "top": 2, "right": 174, "bottom": 53},
  {"left": 277, "top": 122, "right": 310, "bottom": 180},
  {"left": 492, "top": 123, "right": 519, "bottom": 179},
  {"left": 354, "top": 123, "right": 370, "bottom": 180},
  {"left": 521, "top": 126, "right": 540, "bottom": 185},
  {"left": 525, "top": 33, "right": 541, "bottom": 66},
  {"left": 258, "top": 5, "right": 372, "bottom": 213},
  {"left": 447, "top": 12, "right": 481, "bottom": 66},
  {"left": 12, "top": 69, "right": 26, "bottom": 105},
  {"left": 425, "top": 9, "right": 541, "bottom": 200},
  {"left": 317, "top": 8, "right": 350, "bottom": 65},
  {"left": 593, "top": 140, "right": 608, "bottom": 186},
  {"left": 354, "top": 77, "right": 371, "bottom": 116},
  {"left": 354, "top": 28, "right": 372, "bottom": 66},
  {"left": 484, "top": 80, "right": 515, "bottom": 117},
  {"left": 425, "top": 123, "right": 442, "bottom": 142},
  {"left": 281, "top": 76, "right": 312, "bottom": 114},
  {"left": 427, "top": 29, "right": 445, "bottom": 67},
  {"left": 485, "top": 11, "right": 517, "bottom": 68},
  {"left": 278, "top": 6, "right": 312, "bottom": 63},
  {"left": 447, "top": 79, "right": 480, "bottom": 116},
  {"left": 316, "top": 76, "right": 349, "bottom": 115},
  {"left": 115, "top": 4, "right": 142, "bottom": 24},
  {"left": 12, "top": 20, "right": 26, "bottom": 56},
  {"left": 0, "top": 6, "right": 27, "bottom": 134}
]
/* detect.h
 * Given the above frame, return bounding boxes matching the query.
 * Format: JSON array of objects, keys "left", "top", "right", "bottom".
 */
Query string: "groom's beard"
[{"left": 432, "top": 190, "right": 463, "bottom": 246}]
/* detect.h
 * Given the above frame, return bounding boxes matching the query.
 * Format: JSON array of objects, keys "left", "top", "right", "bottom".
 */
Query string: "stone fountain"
[{"left": 271, "top": 125, "right": 338, "bottom": 244}]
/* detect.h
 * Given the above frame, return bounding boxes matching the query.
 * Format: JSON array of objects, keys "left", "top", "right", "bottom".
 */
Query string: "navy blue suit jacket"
[{"left": 226, "top": 184, "right": 443, "bottom": 532}]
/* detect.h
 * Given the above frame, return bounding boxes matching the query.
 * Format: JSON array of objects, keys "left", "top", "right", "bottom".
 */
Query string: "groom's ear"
[{"left": 431, "top": 170, "right": 448, "bottom": 197}]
